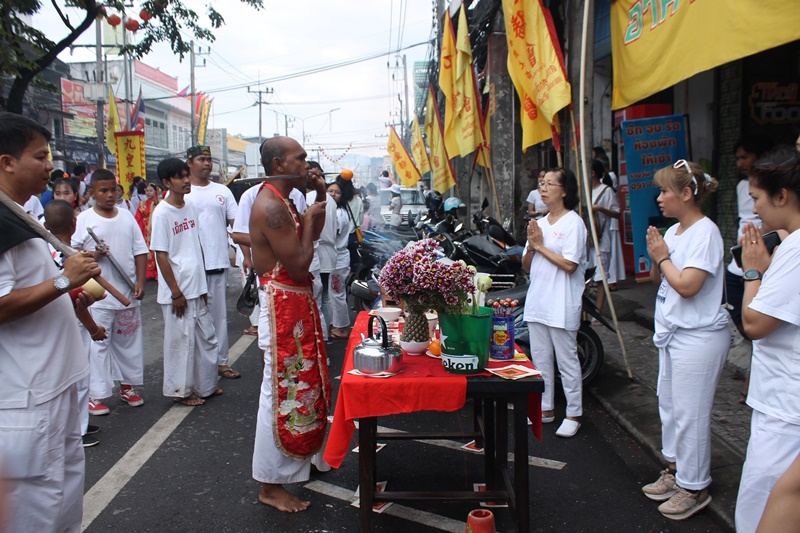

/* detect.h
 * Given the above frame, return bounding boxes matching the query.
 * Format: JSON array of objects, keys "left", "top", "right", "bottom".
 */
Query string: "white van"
[{"left": 378, "top": 187, "right": 426, "bottom": 225}]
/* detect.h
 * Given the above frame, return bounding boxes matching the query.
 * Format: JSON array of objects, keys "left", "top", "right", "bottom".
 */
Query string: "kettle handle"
[{"left": 367, "top": 315, "right": 389, "bottom": 348}]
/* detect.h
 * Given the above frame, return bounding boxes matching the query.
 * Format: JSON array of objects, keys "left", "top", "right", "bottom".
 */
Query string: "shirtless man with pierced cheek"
[{"left": 249, "top": 136, "right": 329, "bottom": 513}]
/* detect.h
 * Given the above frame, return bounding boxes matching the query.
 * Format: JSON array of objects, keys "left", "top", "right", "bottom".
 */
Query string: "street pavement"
[{"left": 80, "top": 271, "right": 729, "bottom": 532}]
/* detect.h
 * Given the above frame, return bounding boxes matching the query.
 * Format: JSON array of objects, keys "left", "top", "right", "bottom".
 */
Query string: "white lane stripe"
[
  {"left": 374, "top": 424, "right": 566, "bottom": 470},
  {"left": 81, "top": 334, "right": 256, "bottom": 531},
  {"left": 304, "top": 480, "right": 467, "bottom": 533}
]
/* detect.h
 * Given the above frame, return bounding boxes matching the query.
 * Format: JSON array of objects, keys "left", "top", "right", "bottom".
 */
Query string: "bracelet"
[
  {"left": 171, "top": 292, "right": 183, "bottom": 300},
  {"left": 657, "top": 257, "right": 670, "bottom": 268},
  {"left": 90, "top": 329, "right": 101, "bottom": 337}
]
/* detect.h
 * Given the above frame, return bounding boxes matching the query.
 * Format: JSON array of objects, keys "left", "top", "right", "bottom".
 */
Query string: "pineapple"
[{"left": 401, "top": 309, "right": 430, "bottom": 343}]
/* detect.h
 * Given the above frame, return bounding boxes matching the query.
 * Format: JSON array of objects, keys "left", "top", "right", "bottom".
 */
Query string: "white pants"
[
  {"left": 329, "top": 267, "right": 350, "bottom": 329},
  {"left": 312, "top": 270, "right": 329, "bottom": 341},
  {"left": 206, "top": 270, "right": 230, "bottom": 366},
  {"left": 0, "top": 384, "right": 84, "bottom": 533},
  {"left": 736, "top": 410, "right": 800, "bottom": 533},
  {"left": 608, "top": 229, "right": 626, "bottom": 284},
  {"left": 253, "top": 289, "right": 312, "bottom": 484},
  {"left": 657, "top": 327, "right": 727, "bottom": 490},
  {"left": 88, "top": 306, "right": 144, "bottom": 399},
  {"left": 161, "top": 298, "right": 220, "bottom": 398},
  {"left": 528, "top": 322, "right": 582, "bottom": 417},
  {"left": 588, "top": 248, "right": 611, "bottom": 282},
  {"left": 238, "top": 261, "right": 259, "bottom": 327},
  {"left": 77, "top": 323, "right": 91, "bottom": 433}
]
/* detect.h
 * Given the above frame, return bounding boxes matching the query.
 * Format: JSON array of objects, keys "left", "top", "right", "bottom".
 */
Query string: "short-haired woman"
[
  {"left": 522, "top": 167, "right": 586, "bottom": 438},
  {"left": 735, "top": 147, "right": 800, "bottom": 533},
  {"left": 642, "top": 160, "right": 728, "bottom": 520}
]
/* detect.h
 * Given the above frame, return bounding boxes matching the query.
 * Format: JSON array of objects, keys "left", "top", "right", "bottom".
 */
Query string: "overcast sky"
[{"left": 35, "top": 0, "right": 442, "bottom": 157}]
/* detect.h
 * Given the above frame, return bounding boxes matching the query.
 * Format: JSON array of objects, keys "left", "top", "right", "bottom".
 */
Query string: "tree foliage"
[{"left": 0, "top": 0, "right": 263, "bottom": 113}]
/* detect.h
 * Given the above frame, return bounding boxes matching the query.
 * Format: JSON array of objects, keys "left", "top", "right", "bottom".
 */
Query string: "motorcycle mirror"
[
  {"left": 481, "top": 197, "right": 489, "bottom": 210},
  {"left": 455, "top": 222, "right": 464, "bottom": 232}
]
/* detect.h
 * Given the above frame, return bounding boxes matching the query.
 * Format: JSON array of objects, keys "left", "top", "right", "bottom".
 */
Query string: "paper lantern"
[
  {"left": 107, "top": 14, "right": 121, "bottom": 27},
  {"left": 139, "top": 9, "right": 152, "bottom": 21},
  {"left": 124, "top": 19, "right": 140, "bottom": 32}
]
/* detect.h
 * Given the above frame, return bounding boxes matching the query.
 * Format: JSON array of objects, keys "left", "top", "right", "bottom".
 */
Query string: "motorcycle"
[{"left": 491, "top": 267, "right": 614, "bottom": 385}]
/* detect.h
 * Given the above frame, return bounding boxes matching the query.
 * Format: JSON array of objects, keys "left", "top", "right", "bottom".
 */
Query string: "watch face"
[
  {"left": 54, "top": 275, "right": 70, "bottom": 292},
  {"left": 744, "top": 270, "right": 761, "bottom": 281}
]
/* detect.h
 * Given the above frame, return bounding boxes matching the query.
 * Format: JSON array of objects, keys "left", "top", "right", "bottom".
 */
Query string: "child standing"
[
  {"left": 44, "top": 199, "right": 107, "bottom": 447},
  {"left": 72, "top": 169, "right": 148, "bottom": 416},
  {"left": 150, "top": 158, "right": 220, "bottom": 405}
]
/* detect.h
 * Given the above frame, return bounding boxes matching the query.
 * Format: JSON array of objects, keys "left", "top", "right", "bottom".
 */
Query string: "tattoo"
[{"left": 264, "top": 201, "right": 293, "bottom": 230}]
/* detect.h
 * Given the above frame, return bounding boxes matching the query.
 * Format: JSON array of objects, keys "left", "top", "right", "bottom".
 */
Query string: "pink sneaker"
[
  {"left": 88, "top": 398, "right": 110, "bottom": 416},
  {"left": 119, "top": 386, "right": 144, "bottom": 407}
]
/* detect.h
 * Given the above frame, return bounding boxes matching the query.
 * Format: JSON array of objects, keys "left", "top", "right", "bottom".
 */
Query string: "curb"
[{"left": 588, "top": 356, "right": 740, "bottom": 532}]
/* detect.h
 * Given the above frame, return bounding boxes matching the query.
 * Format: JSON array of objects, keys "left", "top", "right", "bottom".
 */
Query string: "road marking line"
[
  {"left": 373, "top": 423, "right": 566, "bottom": 470},
  {"left": 304, "top": 480, "right": 467, "bottom": 533},
  {"left": 81, "top": 334, "right": 256, "bottom": 531}
]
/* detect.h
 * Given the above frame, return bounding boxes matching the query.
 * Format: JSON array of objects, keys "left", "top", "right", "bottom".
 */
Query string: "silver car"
[{"left": 379, "top": 187, "right": 426, "bottom": 225}]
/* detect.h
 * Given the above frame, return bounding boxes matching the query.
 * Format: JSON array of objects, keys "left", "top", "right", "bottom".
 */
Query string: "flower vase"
[
  {"left": 400, "top": 307, "right": 430, "bottom": 356},
  {"left": 465, "top": 509, "right": 496, "bottom": 533},
  {"left": 439, "top": 307, "right": 493, "bottom": 374}
]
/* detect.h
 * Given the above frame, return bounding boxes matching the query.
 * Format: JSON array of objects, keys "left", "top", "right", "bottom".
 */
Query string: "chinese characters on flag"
[
  {"left": 386, "top": 126, "right": 422, "bottom": 188},
  {"left": 424, "top": 85, "right": 456, "bottom": 194},
  {"left": 115, "top": 131, "right": 146, "bottom": 199},
  {"left": 410, "top": 115, "right": 431, "bottom": 178},
  {"left": 452, "top": 6, "right": 484, "bottom": 157}
]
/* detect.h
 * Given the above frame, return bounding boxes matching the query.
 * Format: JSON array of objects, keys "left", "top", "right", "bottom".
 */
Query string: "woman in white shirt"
[
  {"left": 588, "top": 159, "right": 620, "bottom": 315},
  {"left": 522, "top": 167, "right": 586, "bottom": 439},
  {"left": 326, "top": 181, "right": 352, "bottom": 339},
  {"left": 735, "top": 147, "right": 800, "bottom": 533},
  {"left": 642, "top": 159, "right": 728, "bottom": 521},
  {"left": 526, "top": 170, "right": 548, "bottom": 220}
]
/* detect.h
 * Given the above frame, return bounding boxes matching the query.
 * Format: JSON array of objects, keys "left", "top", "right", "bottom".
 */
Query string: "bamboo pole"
[
  {"left": 577, "top": 0, "right": 632, "bottom": 379},
  {"left": 0, "top": 191, "right": 131, "bottom": 307}
]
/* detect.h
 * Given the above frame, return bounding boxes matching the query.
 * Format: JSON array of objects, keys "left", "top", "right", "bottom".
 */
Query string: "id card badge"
[{"left": 657, "top": 278, "right": 669, "bottom": 304}]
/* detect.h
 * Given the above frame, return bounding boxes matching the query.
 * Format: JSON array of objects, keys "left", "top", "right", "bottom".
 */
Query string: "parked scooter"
[{"left": 491, "top": 267, "right": 613, "bottom": 385}]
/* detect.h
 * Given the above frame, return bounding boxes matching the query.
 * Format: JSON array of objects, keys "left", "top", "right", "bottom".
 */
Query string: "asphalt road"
[{"left": 81, "top": 273, "right": 727, "bottom": 532}]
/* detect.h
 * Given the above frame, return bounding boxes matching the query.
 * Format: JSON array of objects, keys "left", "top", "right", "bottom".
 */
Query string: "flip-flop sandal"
[
  {"left": 242, "top": 327, "right": 258, "bottom": 336},
  {"left": 202, "top": 388, "right": 223, "bottom": 399},
  {"left": 174, "top": 394, "right": 205, "bottom": 407},
  {"left": 219, "top": 367, "right": 241, "bottom": 379},
  {"left": 330, "top": 331, "right": 350, "bottom": 339}
]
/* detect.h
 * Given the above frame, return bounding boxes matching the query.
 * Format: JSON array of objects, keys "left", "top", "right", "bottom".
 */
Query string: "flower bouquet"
[{"left": 378, "top": 239, "right": 475, "bottom": 345}]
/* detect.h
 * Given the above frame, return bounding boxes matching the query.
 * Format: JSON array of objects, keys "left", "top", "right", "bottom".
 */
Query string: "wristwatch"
[
  {"left": 53, "top": 275, "right": 71, "bottom": 294},
  {"left": 742, "top": 269, "right": 763, "bottom": 282}
]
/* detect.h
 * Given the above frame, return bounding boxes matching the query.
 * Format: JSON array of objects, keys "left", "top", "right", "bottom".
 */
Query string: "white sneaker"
[
  {"left": 311, "top": 450, "right": 331, "bottom": 472},
  {"left": 555, "top": 419, "right": 581, "bottom": 438}
]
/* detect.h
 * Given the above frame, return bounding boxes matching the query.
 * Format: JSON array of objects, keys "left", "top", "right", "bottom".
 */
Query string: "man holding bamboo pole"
[{"left": 0, "top": 112, "right": 101, "bottom": 531}]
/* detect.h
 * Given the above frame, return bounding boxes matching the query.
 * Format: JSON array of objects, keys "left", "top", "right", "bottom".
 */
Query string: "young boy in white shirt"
[
  {"left": 72, "top": 169, "right": 148, "bottom": 416},
  {"left": 150, "top": 158, "right": 220, "bottom": 405}
]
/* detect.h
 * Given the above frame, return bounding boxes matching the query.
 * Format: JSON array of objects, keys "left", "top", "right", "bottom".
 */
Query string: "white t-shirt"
[
  {"left": 149, "top": 201, "right": 208, "bottom": 305},
  {"left": 307, "top": 191, "right": 337, "bottom": 274},
  {"left": 728, "top": 179, "right": 761, "bottom": 276},
  {"left": 747, "top": 229, "right": 800, "bottom": 425},
  {"left": 389, "top": 196, "right": 402, "bottom": 226},
  {"left": 0, "top": 237, "right": 88, "bottom": 408},
  {"left": 334, "top": 206, "right": 350, "bottom": 270},
  {"left": 23, "top": 195, "right": 44, "bottom": 219},
  {"left": 653, "top": 217, "right": 729, "bottom": 348},
  {"left": 348, "top": 197, "right": 364, "bottom": 233},
  {"left": 591, "top": 184, "right": 619, "bottom": 253},
  {"left": 525, "top": 190, "right": 547, "bottom": 218},
  {"left": 523, "top": 210, "right": 587, "bottom": 331},
  {"left": 72, "top": 207, "right": 148, "bottom": 310},
  {"left": 185, "top": 182, "right": 238, "bottom": 270}
]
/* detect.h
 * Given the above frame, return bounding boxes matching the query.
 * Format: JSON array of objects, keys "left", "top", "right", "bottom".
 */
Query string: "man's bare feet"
[
  {"left": 258, "top": 483, "right": 310, "bottom": 513},
  {"left": 174, "top": 394, "right": 204, "bottom": 406}
]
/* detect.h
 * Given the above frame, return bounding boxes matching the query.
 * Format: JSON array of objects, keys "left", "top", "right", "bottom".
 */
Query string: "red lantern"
[
  {"left": 107, "top": 14, "right": 121, "bottom": 27},
  {"left": 124, "top": 19, "right": 140, "bottom": 32},
  {"left": 139, "top": 9, "right": 152, "bottom": 21}
]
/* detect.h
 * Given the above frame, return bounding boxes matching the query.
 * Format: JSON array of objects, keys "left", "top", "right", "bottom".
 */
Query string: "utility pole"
[
  {"left": 402, "top": 54, "right": 410, "bottom": 143},
  {"left": 95, "top": 19, "right": 105, "bottom": 168},
  {"left": 247, "top": 83, "right": 273, "bottom": 146},
  {"left": 190, "top": 41, "right": 196, "bottom": 146}
]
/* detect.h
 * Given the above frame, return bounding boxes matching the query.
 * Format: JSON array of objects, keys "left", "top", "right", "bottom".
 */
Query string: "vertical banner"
[
  {"left": 387, "top": 126, "right": 422, "bottom": 188},
  {"left": 620, "top": 114, "right": 689, "bottom": 280},
  {"left": 115, "top": 131, "right": 147, "bottom": 199},
  {"left": 196, "top": 98, "right": 212, "bottom": 145}
]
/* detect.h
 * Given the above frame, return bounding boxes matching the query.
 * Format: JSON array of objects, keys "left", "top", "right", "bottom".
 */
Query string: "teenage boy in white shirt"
[
  {"left": 151, "top": 158, "right": 220, "bottom": 406},
  {"left": 73, "top": 169, "right": 148, "bottom": 416},
  {"left": 185, "top": 145, "right": 239, "bottom": 379}
]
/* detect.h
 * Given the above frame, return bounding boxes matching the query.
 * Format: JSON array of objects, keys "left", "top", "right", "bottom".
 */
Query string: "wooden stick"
[{"left": 0, "top": 191, "right": 131, "bottom": 307}]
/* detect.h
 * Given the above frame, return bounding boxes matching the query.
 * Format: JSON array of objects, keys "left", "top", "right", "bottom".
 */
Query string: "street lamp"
[{"left": 300, "top": 108, "right": 341, "bottom": 147}]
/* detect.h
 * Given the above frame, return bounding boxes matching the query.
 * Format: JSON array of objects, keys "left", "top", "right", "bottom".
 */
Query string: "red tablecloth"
[{"left": 323, "top": 312, "right": 542, "bottom": 468}]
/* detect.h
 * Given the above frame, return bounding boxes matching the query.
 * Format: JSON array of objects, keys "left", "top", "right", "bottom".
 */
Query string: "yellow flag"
[
  {"left": 501, "top": 0, "right": 571, "bottom": 151},
  {"left": 453, "top": 6, "right": 483, "bottom": 157},
  {"left": 197, "top": 97, "right": 212, "bottom": 145},
  {"left": 475, "top": 85, "right": 493, "bottom": 169},
  {"left": 611, "top": 0, "right": 800, "bottom": 109},
  {"left": 106, "top": 87, "right": 120, "bottom": 154},
  {"left": 438, "top": 13, "right": 459, "bottom": 157},
  {"left": 424, "top": 86, "right": 456, "bottom": 194},
  {"left": 387, "top": 127, "right": 422, "bottom": 188},
  {"left": 410, "top": 115, "right": 431, "bottom": 177},
  {"left": 115, "top": 131, "right": 146, "bottom": 199}
]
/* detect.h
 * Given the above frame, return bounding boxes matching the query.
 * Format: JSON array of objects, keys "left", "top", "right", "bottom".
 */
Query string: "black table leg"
[
  {"left": 513, "top": 394, "right": 530, "bottom": 533},
  {"left": 483, "top": 398, "right": 497, "bottom": 491},
  {"left": 359, "top": 417, "right": 377, "bottom": 533},
  {"left": 496, "top": 398, "right": 509, "bottom": 489}
]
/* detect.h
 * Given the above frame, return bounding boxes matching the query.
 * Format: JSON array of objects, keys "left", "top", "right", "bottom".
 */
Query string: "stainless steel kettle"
[{"left": 353, "top": 315, "right": 403, "bottom": 375}]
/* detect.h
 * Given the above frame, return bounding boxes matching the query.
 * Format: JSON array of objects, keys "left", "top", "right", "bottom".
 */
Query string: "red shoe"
[
  {"left": 88, "top": 398, "right": 110, "bottom": 416},
  {"left": 119, "top": 386, "right": 144, "bottom": 407}
]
